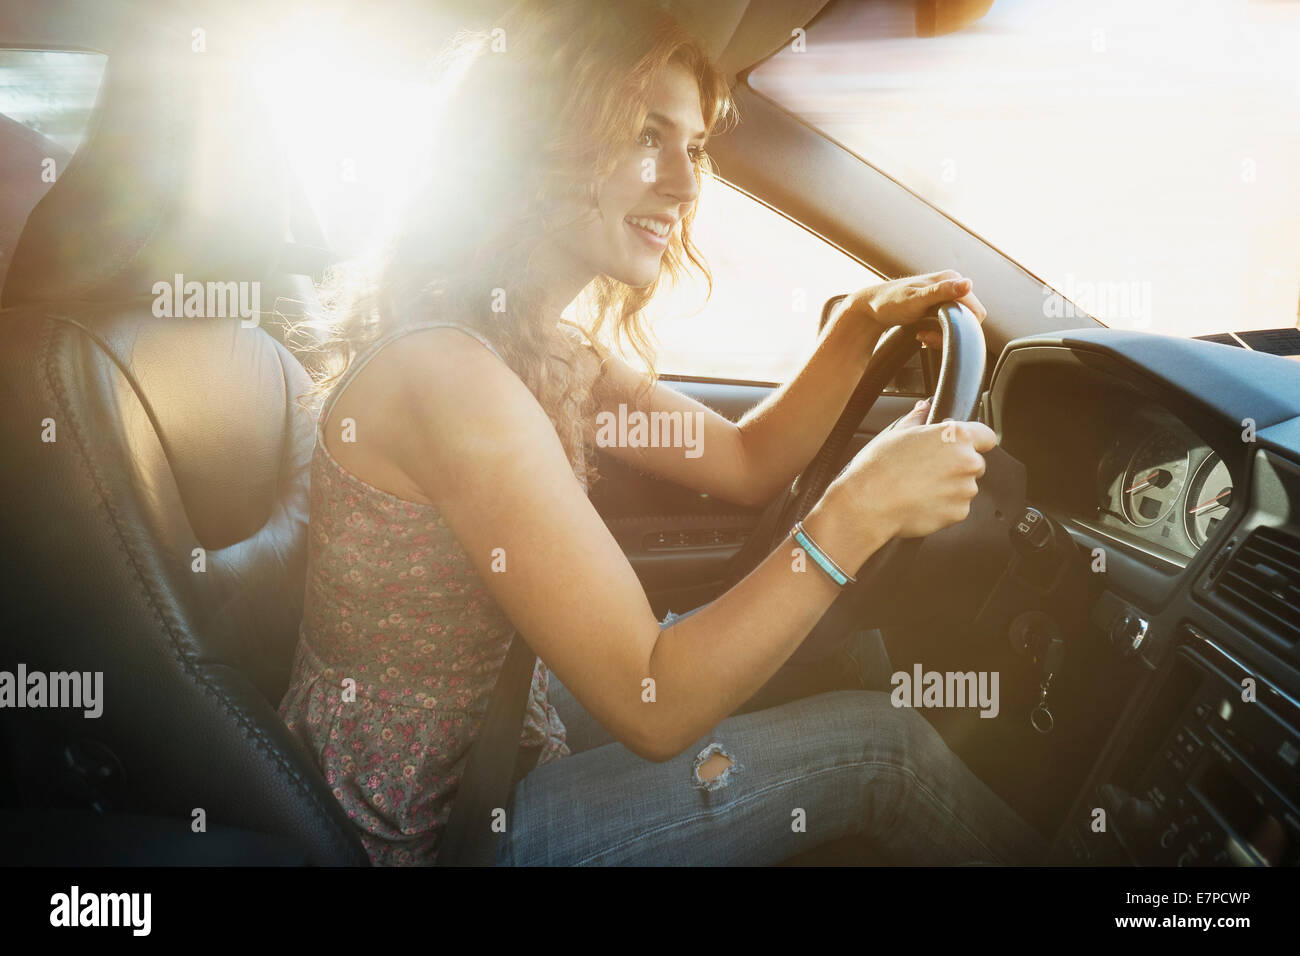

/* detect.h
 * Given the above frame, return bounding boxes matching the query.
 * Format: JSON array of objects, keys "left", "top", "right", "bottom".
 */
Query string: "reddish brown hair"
[{"left": 293, "top": 0, "right": 736, "bottom": 487}]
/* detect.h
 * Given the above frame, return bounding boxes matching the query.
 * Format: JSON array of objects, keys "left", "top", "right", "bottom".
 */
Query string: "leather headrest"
[{"left": 3, "top": 44, "right": 292, "bottom": 308}]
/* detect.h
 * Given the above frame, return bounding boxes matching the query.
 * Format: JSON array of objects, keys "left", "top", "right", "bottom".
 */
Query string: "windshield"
[{"left": 749, "top": 0, "right": 1300, "bottom": 340}]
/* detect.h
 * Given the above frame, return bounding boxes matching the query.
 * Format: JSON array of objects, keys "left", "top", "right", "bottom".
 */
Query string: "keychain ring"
[{"left": 1030, "top": 705, "right": 1054, "bottom": 735}]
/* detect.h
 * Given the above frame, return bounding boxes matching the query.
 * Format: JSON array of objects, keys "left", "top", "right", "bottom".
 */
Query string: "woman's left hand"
[{"left": 840, "top": 270, "right": 987, "bottom": 350}]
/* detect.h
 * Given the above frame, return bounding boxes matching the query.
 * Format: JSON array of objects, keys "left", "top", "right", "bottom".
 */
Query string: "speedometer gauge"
[
  {"left": 1122, "top": 430, "right": 1190, "bottom": 528},
  {"left": 1184, "top": 453, "right": 1233, "bottom": 548}
]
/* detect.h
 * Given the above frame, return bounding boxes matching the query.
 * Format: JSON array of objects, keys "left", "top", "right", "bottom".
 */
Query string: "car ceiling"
[{"left": 1, "top": 0, "right": 830, "bottom": 78}]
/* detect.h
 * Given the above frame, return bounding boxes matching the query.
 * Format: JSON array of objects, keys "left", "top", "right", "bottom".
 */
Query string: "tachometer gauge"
[
  {"left": 1184, "top": 453, "right": 1233, "bottom": 548},
  {"left": 1121, "top": 430, "right": 1190, "bottom": 528}
]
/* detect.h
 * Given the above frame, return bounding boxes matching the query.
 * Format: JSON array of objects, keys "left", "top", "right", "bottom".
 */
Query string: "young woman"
[{"left": 279, "top": 0, "right": 1046, "bottom": 866}]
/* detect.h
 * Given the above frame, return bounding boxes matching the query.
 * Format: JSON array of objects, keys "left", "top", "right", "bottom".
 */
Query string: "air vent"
[{"left": 1214, "top": 527, "right": 1300, "bottom": 645}]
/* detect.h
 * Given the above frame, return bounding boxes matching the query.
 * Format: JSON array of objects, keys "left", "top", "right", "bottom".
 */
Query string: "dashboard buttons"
[
  {"left": 1012, "top": 506, "right": 1052, "bottom": 549},
  {"left": 1110, "top": 606, "right": 1151, "bottom": 656},
  {"left": 1278, "top": 739, "right": 1299, "bottom": 768},
  {"left": 1159, "top": 823, "right": 1180, "bottom": 849},
  {"left": 644, "top": 528, "right": 744, "bottom": 551},
  {"left": 1176, "top": 725, "right": 1203, "bottom": 758},
  {"left": 1009, "top": 506, "right": 1076, "bottom": 586},
  {"left": 1164, "top": 748, "right": 1188, "bottom": 774}
]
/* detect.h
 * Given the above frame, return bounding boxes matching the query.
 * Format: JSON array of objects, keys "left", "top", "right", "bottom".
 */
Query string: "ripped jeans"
[{"left": 494, "top": 608, "right": 1048, "bottom": 866}]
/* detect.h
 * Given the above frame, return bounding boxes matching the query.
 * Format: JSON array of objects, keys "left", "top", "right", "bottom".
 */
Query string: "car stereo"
[{"left": 1063, "top": 623, "right": 1300, "bottom": 866}]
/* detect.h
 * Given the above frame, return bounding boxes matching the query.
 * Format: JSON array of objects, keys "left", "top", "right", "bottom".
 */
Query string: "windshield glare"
[{"left": 750, "top": 0, "right": 1300, "bottom": 340}]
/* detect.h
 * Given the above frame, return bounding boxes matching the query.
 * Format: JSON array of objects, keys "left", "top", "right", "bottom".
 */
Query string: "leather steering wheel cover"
[{"left": 927, "top": 302, "right": 986, "bottom": 425}]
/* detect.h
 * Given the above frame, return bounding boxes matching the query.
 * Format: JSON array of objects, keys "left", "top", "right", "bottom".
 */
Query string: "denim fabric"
[{"left": 495, "top": 607, "right": 1048, "bottom": 866}]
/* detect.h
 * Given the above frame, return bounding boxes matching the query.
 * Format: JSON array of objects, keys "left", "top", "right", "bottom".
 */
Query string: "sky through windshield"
[{"left": 750, "top": 0, "right": 1300, "bottom": 341}]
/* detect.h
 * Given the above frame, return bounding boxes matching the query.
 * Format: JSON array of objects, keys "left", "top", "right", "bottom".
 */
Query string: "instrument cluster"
[{"left": 1093, "top": 408, "right": 1235, "bottom": 562}]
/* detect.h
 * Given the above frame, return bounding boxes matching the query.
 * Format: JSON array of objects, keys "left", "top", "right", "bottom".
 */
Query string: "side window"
[
  {"left": 0, "top": 49, "right": 107, "bottom": 288},
  {"left": 642, "top": 176, "right": 883, "bottom": 383}
]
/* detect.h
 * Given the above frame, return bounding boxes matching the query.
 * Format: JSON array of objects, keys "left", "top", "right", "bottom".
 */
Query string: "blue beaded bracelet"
[{"left": 791, "top": 520, "right": 857, "bottom": 587}]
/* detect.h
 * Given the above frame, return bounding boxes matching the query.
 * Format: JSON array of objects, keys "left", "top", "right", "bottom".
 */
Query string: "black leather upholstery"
[{"left": 0, "top": 42, "right": 368, "bottom": 865}]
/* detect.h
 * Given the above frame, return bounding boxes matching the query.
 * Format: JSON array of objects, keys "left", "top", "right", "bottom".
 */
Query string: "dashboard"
[
  {"left": 984, "top": 338, "right": 1265, "bottom": 573},
  {"left": 984, "top": 328, "right": 1300, "bottom": 867}
]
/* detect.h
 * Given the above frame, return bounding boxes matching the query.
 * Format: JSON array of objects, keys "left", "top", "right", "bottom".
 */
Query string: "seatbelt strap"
[
  {"left": 722, "top": 481, "right": 795, "bottom": 590},
  {"left": 435, "top": 630, "right": 537, "bottom": 866}
]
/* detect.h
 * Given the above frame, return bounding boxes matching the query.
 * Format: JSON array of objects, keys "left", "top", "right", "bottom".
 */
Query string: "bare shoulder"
[
  {"left": 329, "top": 327, "right": 504, "bottom": 440},
  {"left": 389, "top": 326, "right": 543, "bottom": 429},
  {"left": 379, "top": 325, "right": 570, "bottom": 501},
  {"left": 318, "top": 330, "right": 507, "bottom": 507},
  {"left": 385, "top": 325, "right": 515, "bottom": 403}
]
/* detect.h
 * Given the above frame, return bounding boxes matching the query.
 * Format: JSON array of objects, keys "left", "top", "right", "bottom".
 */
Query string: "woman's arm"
[
  {"left": 377, "top": 325, "right": 993, "bottom": 761},
  {"left": 587, "top": 308, "right": 877, "bottom": 508},
  {"left": 592, "top": 271, "right": 986, "bottom": 508}
]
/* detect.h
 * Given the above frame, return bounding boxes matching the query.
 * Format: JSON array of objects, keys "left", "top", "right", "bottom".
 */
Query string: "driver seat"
[{"left": 0, "top": 42, "right": 367, "bottom": 864}]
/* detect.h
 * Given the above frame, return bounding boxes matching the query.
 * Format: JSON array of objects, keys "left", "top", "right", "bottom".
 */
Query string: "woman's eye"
[{"left": 637, "top": 127, "right": 705, "bottom": 164}]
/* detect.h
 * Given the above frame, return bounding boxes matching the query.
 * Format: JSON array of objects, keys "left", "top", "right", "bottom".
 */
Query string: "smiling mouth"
[{"left": 624, "top": 215, "right": 672, "bottom": 242}]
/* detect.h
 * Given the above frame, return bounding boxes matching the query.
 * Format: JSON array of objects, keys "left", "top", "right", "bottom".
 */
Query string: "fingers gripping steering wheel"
[{"left": 766, "top": 301, "right": 988, "bottom": 585}]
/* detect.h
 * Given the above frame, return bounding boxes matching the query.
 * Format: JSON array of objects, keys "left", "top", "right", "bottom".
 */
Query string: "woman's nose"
[{"left": 656, "top": 148, "right": 699, "bottom": 204}]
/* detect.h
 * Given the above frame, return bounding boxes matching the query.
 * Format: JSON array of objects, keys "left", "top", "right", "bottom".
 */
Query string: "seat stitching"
[{"left": 40, "top": 315, "right": 366, "bottom": 864}]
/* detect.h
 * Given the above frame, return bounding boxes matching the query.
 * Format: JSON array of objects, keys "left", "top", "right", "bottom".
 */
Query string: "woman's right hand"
[{"left": 826, "top": 417, "right": 999, "bottom": 541}]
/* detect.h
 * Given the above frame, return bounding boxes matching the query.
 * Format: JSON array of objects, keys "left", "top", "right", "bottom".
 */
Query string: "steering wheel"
[
  {"left": 775, "top": 301, "right": 987, "bottom": 540},
  {"left": 725, "top": 301, "right": 988, "bottom": 638}
]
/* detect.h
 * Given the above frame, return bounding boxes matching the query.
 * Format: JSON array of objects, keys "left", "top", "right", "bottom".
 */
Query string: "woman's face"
[{"left": 551, "top": 60, "right": 707, "bottom": 289}]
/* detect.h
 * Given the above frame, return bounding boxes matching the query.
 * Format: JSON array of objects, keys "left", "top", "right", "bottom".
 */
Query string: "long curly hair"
[{"left": 291, "top": 0, "right": 736, "bottom": 489}]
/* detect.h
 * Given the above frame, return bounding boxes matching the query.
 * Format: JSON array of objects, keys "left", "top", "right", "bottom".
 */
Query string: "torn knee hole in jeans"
[{"left": 691, "top": 742, "right": 740, "bottom": 792}]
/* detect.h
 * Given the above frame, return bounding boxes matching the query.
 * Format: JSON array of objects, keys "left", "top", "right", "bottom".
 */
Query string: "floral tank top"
[{"left": 278, "top": 319, "right": 576, "bottom": 866}]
